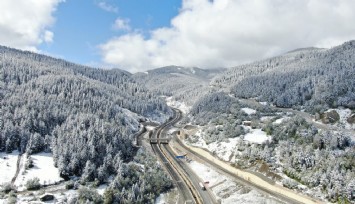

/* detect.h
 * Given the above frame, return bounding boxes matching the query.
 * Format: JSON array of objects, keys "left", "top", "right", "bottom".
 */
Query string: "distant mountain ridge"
[{"left": 133, "top": 66, "right": 226, "bottom": 106}]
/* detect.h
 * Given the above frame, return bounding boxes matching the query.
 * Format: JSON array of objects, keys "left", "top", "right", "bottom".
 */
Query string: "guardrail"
[
  {"left": 152, "top": 109, "right": 204, "bottom": 204},
  {"left": 159, "top": 143, "right": 203, "bottom": 204}
]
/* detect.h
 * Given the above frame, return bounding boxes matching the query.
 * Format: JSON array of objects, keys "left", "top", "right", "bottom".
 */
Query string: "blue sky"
[
  {"left": 39, "top": 0, "right": 181, "bottom": 67},
  {"left": 1, "top": 0, "right": 355, "bottom": 72}
]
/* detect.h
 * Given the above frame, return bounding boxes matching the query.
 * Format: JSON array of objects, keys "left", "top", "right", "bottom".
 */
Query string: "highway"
[
  {"left": 169, "top": 106, "right": 323, "bottom": 204},
  {"left": 151, "top": 107, "right": 322, "bottom": 204},
  {"left": 151, "top": 109, "right": 217, "bottom": 204}
]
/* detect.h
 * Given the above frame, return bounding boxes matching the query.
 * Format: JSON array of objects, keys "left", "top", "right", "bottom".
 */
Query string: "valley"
[{"left": 1, "top": 41, "right": 355, "bottom": 203}]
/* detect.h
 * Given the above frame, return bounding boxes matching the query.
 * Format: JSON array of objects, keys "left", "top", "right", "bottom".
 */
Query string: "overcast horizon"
[{"left": 1, "top": 0, "right": 355, "bottom": 73}]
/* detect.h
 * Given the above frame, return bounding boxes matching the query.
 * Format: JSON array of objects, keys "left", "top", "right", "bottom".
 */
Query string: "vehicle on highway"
[{"left": 199, "top": 182, "right": 206, "bottom": 190}]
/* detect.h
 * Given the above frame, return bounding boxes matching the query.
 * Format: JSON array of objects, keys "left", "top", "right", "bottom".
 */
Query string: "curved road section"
[{"left": 151, "top": 109, "right": 217, "bottom": 204}]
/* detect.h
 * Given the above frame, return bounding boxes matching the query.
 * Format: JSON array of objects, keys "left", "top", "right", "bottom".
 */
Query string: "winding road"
[{"left": 151, "top": 109, "right": 217, "bottom": 204}]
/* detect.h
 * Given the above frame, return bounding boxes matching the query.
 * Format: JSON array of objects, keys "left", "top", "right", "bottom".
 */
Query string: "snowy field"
[
  {"left": 243, "top": 129, "right": 271, "bottom": 144},
  {"left": 207, "top": 137, "right": 241, "bottom": 162},
  {"left": 190, "top": 126, "right": 271, "bottom": 162},
  {"left": 241, "top": 108, "right": 256, "bottom": 115},
  {"left": 14, "top": 152, "right": 63, "bottom": 191},
  {"left": 188, "top": 161, "right": 283, "bottom": 204},
  {"left": 0, "top": 151, "right": 19, "bottom": 184}
]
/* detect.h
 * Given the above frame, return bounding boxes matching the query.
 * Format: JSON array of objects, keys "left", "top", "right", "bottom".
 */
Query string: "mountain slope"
[
  {"left": 0, "top": 46, "right": 173, "bottom": 200},
  {"left": 212, "top": 41, "right": 355, "bottom": 110},
  {"left": 133, "top": 66, "right": 225, "bottom": 106}
]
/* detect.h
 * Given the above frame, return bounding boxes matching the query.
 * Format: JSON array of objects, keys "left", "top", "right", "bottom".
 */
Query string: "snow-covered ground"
[
  {"left": 0, "top": 151, "right": 19, "bottom": 184},
  {"left": 260, "top": 116, "right": 275, "bottom": 122},
  {"left": 97, "top": 184, "right": 108, "bottom": 195},
  {"left": 188, "top": 161, "right": 282, "bottom": 204},
  {"left": 166, "top": 96, "right": 191, "bottom": 114},
  {"left": 14, "top": 152, "right": 63, "bottom": 191},
  {"left": 189, "top": 128, "right": 240, "bottom": 162},
  {"left": 273, "top": 117, "right": 290, "bottom": 124},
  {"left": 190, "top": 126, "right": 270, "bottom": 162},
  {"left": 207, "top": 137, "right": 241, "bottom": 162},
  {"left": 244, "top": 129, "right": 270, "bottom": 144},
  {"left": 329, "top": 108, "right": 354, "bottom": 130},
  {"left": 241, "top": 108, "right": 256, "bottom": 115}
]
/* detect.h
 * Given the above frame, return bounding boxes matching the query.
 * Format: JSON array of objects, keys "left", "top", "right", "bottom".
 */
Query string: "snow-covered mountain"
[
  {"left": 133, "top": 66, "right": 226, "bottom": 106},
  {"left": 212, "top": 40, "right": 355, "bottom": 111},
  {"left": 0, "top": 46, "right": 173, "bottom": 203}
]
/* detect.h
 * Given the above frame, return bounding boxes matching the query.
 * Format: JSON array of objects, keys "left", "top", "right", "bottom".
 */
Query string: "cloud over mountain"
[{"left": 99, "top": 0, "right": 355, "bottom": 72}]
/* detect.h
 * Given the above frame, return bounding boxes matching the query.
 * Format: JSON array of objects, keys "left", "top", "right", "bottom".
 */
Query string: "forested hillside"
[
  {"left": 186, "top": 91, "right": 354, "bottom": 202},
  {"left": 0, "top": 46, "right": 173, "bottom": 202},
  {"left": 212, "top": 41, "right": 355, "bottom": 111},
  {"left": 183, "top": 42, "right": 355, "bottom": 202},
  {"left": 133, "top": 66, "right": 225, "bottom": 106}
]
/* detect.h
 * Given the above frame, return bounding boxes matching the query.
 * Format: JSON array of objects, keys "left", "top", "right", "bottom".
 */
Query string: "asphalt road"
[
  {"left": 152, "top": 108, "right": 218, "bottom": 204},
  {"left": 151, "top": 110, "right": 196, "bottom": 204}
]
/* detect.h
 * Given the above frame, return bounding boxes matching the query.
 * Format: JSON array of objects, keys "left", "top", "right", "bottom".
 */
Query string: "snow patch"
[
  {"left": 207, "top": 137, "right": 241, "bottom": 162},
  {"left": 97, "top": 184, "right": 108, "bottom": 195},
  {"left": 273, "top": 117, "right": 290, "bottom": 124},
  {"left": 14, "top": 152, "right": 63, "bottom": 190},
  {"left": 244, "top": 129, "right": 270, "bottom": 144},
  {"left": 241, "top": 108, "right": 256, "bottom": 115},
  {"left": 0, "top": 151, "right": 19, "bottom": 184}
]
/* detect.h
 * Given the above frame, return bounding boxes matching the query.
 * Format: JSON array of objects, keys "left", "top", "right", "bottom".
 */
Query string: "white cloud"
[
  {"left": 112, "top": 18, "right": 131, "bottom": 31},
  {"left": 44, "top": 30, "right": 54, "bottom": 43},
  {"left": 0, "top": 0, "right": 63, "bottom": 51},
  {"left": 99, "top": 0, "right": 355, "bottom": 73},
  {"left": 98, "top": 1, "right": 118, "bottom": 13}
]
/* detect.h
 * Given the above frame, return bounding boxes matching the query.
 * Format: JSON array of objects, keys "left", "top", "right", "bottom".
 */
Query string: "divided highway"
[{"left": 151, "top": 109, "right": 217, "bottom": 204}]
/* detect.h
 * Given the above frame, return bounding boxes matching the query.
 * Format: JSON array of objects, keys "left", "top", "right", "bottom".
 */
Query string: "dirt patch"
[
  {"left": 183, "top": 125, "right": 198, "bottom": 130},
  {"left": 258, "top": 162, "right": 269, "bottom": 173},
  {"left": 321, "top": 110, "right": 340, "bottom": 124},
  {"left": 258, "top": 162, "right": 282, "bottom": 181},
  {"left": 347, "top": 114, "right": 355, "bottom": 124}
]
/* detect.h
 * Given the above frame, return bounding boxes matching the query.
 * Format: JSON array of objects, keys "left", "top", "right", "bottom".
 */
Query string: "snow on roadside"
[
  {"left": 14, "top": 152, "right": 63, "bottom": 190},
  {"left": 241, "top": 108, "right": 256, "bottom": 115},
  {"left": 0, "top": 151, "right": 19, "bottom": 184},
  {"left": 187, "top": 130, "right": 239, "bottom": 162},
  {"left": 188, "top": 161, "right": 282, "bottom": 204},
  {"left": 166, "top": 96, "right": 191, "bottom": 114},
  {"left": 244, "top": 129, "right": 270, "bottom": 144}
]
